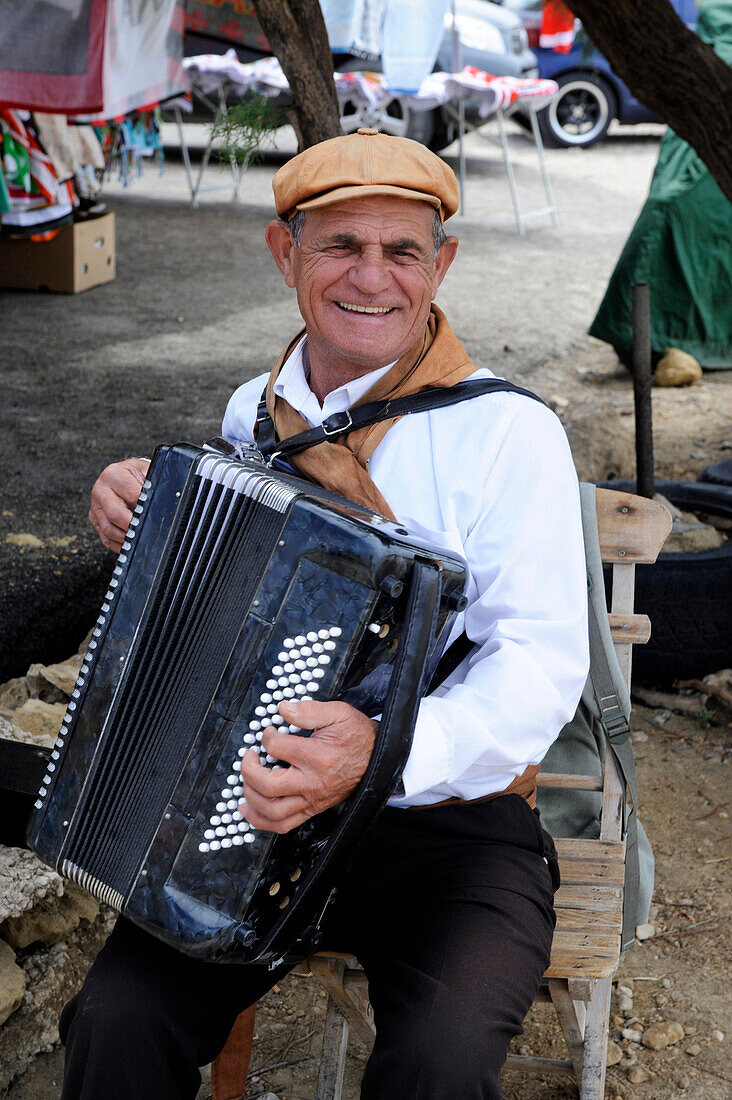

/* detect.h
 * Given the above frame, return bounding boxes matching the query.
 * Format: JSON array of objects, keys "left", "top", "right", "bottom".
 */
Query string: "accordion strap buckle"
[{"left": 322, "top": 410, "right": 353, "bottom": 437}]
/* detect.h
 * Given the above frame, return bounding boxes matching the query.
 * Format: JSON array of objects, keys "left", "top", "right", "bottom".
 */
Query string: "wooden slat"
[
  {"left": 551, "top": 931, "right": 620, "bottom": 953},
  {"left": 536, "top": 772, "right": 603, "bottom": 790},
  {"left": 556, "top": 908, "right": 622, "bottom": 934},
  {"left": 554, "top": 884, "right": 622, "bottom": 912},
  {"left": 556, "top": 859, "right": 625, "bottom": 886},
  {"left": 555, "top": 838, "right": 625, "bottom": 861},
  {"left": 548, "top": 978, "right": 586, "bottom": 1078},
  {"left": 609, "top": 612, "right": 651, "bottom": 645},
  {"left": 545, "top": 952, "right": 619, "bottom": 981},
  {"left": 505, "top": 1053, "right": 575, "bottom": 1077},
  {"left": 596, "top": 488, "right": 672, "bottom": 564}
]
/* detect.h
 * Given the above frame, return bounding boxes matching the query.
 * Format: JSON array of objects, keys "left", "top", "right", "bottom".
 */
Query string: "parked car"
[
  {"left": 499, "top": 0, "right": 698, "bottom": 147},
  {"left": 183, "top": 0, "right": 537, "bottom": 151}
]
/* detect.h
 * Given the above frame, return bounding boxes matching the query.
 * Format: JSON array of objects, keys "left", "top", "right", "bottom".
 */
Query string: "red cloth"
[{"left": 540, "top": 1, "right": 576, "bottom": 53}]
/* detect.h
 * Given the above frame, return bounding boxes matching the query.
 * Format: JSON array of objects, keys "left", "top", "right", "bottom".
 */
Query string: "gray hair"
[{"left": 286, "top": 207, "right": 447, "bottom": 260}]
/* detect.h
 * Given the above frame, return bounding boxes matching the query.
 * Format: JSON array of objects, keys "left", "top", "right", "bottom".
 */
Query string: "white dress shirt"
[{"left": 222, "top": 335, "right": 589, "bottom": 808}]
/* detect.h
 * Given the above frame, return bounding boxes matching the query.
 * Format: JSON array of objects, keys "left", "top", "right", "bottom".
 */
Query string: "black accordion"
[{"left": 27, "top": 443, "right": 466, "bottom": 965}]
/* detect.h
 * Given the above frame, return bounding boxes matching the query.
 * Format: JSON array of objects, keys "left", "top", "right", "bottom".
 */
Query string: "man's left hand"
[{"left": 239, "top": 699, "right": 377, "bottom": 834}]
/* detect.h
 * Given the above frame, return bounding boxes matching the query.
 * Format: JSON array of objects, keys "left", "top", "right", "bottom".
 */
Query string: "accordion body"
[{"left": 27, "top": 444, "right": 466, "bottom": 964}]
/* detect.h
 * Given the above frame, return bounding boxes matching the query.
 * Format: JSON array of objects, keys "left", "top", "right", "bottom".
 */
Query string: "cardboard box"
[{"left": 0, "top": 212, "right": 116, "bottom": 293}]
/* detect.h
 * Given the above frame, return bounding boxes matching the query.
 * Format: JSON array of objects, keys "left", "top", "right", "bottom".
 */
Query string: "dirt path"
[{"left": 1, "top": 119, "right": 730, "bottom": 1097}]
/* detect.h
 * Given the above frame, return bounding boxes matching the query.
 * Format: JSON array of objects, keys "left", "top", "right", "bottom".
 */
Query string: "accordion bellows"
[{"left": 27, "top": 443, "right": 466, "bottom": 964}]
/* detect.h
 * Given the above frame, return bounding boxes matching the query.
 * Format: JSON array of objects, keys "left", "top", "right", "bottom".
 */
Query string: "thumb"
[{"left": 278, "top": 698, "right": 349, "bottom": 730}]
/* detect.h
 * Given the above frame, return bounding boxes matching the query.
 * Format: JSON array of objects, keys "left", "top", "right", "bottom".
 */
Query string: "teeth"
[{"left": 337, "top": 302, "right": 393, "bottom": 314}]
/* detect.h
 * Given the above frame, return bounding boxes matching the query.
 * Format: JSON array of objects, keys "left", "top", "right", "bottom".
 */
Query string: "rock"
[
  {"left": 664, "top": 512, "right": 726, "bottom": 552},
  {"left": 662, "top": 978, "right": 672, "bottom": 989},
  {"left": 685, "top": 1043, "right": 702, "bottom": 1056},
  {"left": 0, "top": 676, "right": 29, "bottom": 710},
  {"left": 0, "top": 917, "right": 112, "bottom": 1092},
  {"left": 0, "top": 939, "right": 26, "bottom": 1026},
  {"left": 621, "top": 1027, "right": 643, "bottom": 1043},
  {"left": 642, "top": 1020, "right": 685, "bottom": 1050},
  {"left": 0, "top": 848, "right": 64, "bottom": 923},
  {"left": 25, "top": 658, "right": 81, "bottom": 703},
  {"left": 6, "top": 699, "right": 66, "bottom": 744},
  {"left": 635, "top": 923, "right": 655, "bottom": 941},
  {"left": 628, "top": 1066, "right": 649, "bottom": 1083},
  {"left": 618, "top": 994, "right": 634, "bottom": 1013},
  {"left": 606, "top": 1041, "right": 622, "bottom": 1066},
  {"left": 4, "top": 533, "right": 44, "bottom": 550},
  {"left": 712, "top": 1029, "right": 724, "bottom": 1042},
  {"left": 1, "top": 882, "right": 99, "bottom": 951},
  {"left": 656, "top": 993, "right": 669, "bottom": 1007},
  {"left": 654, "top": 348, "right": 702, "bottom": 387},
  {"left": 631, "top": 729, "right": 648, "bottom": 743}
]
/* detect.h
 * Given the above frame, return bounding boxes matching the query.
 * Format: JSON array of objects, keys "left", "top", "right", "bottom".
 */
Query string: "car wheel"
[
  {"left": 539, "top": 72, "right": 617, "bottom": 148},
  {"left": 596, "top": 479, "right": 732, "bottom": 684},
  {"left": 335, "top": 60, "right": 436, "bottom": 146},
  {"left": 699, "top": 459, "right": 732, "bottom": 487}
]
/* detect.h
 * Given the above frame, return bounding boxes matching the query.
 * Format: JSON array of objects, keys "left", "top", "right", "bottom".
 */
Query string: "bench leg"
[
  {"left": 579, "top": 976, "right": 613, "bottom": 1100},
  {"left": 548, "top": 978, "right": 587, "bottom": 1083},
  {"left": 316, "top": 997, "right": 349, "bottom": 1100}
]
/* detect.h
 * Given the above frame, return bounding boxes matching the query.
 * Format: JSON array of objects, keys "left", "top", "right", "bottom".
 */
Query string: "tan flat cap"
[{"left": 272, "top": 128, "right": 459, "bottom": 222}]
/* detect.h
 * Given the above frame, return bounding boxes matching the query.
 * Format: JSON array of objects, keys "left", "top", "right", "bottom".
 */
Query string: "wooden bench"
[{"left": 211, "top": 487, "right": 672, "bottom": 1100}]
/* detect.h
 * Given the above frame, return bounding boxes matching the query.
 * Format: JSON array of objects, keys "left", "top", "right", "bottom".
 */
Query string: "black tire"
[
  {"left": 539, "top": 71, "right": 617, "bottom": 149},
  {"left": 699, "top": 459, "right": 732, "bottom": 487},
  {"left": 596, "top": 480, "right": 732, "bottom": 684},
  {"left": 334, "top": 59, "right": 436, "bottom": 145}
]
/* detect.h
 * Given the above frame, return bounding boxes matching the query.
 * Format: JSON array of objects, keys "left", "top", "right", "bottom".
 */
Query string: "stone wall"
[{"left": 0, "top": 650, "right": 112, "bottom": 1092}]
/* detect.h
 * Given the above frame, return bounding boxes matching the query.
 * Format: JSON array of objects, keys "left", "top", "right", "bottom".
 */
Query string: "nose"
[{"left": 348, "top": 247, "right": 390, "bottom": 296}]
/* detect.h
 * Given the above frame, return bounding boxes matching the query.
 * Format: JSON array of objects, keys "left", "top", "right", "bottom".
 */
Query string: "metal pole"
[{"left": 632, "top": 282, "right": 655, "bottom": 499}]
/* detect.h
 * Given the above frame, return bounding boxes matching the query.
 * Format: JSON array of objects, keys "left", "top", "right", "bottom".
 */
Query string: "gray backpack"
[{"left": 537, "top": 482, "right": 653, "bottom": 951}]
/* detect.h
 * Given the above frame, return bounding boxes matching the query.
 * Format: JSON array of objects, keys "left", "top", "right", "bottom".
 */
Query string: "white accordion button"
[
  {"left": 232, "top": 835, "right": 244, "bottom": 846},
  {"left": 266, "top": 678, "right": 277, "bottom": 690},
  {"left": 260, "top": 693, "right": 273, "bottom": 704},
  {"left": 204, "top": 829, "right": 215, "bottom": 840},
  {"left": 254, "top": 706, "right": 267, "bottom": 718},
  {"left": 330, "top": 627, "right": 342, "bottom": 637},
  {"left": 283, "top": 637, "right": 295, "bottom": 648},
  {"left": 312, "top": 643, "right": 324, "bottom": 654},
  {"left": 295, "top": 685, "right": 307, "bottom": 695},
  {"left": 324, "top": 640, "right": 336, "bottom": 652},
  {"left": 244, "top": 733, "right": 256, "bottom": 744},
  {"left": 273, "top": 690, "right": 284, "bottom": 700},
  {"left": 317, "top": 629, "right": 330, "bottom": 640},
  {"left": 306, "top": 631, "right": 318, "bottom": 642},
  {"left": 295, "top": 635, "right": 306, "bottom": 646},
  {"left": 244, "top": 834, "right": 255, "bottom": 844},
  {"left": 199, "top": 843, "right": 210, "bottom": 853}
]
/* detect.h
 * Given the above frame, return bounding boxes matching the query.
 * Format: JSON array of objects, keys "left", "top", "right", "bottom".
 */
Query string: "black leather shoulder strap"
[{"left": 255, "top": 378, "right": 547, "bottom": 461}]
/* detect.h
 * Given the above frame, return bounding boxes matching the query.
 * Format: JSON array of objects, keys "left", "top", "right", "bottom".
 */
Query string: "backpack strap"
[{"left": 255, "top": 378, "right": 546, "bottom": 462}]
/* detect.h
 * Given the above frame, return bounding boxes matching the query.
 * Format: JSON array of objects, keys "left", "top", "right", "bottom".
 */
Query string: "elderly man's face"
[{"left": 266, "top": 196, "right": 458, "bottom": 383}]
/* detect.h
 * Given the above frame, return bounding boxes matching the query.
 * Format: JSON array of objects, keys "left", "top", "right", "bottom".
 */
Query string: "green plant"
[{"left": 212, "top": 94, "right": 279, "bottom": 168}]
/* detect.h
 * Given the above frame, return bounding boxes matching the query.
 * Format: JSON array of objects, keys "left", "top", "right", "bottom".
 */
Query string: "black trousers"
[{"left": 60, "top": 794, "right": 559, "bottom": 1100}]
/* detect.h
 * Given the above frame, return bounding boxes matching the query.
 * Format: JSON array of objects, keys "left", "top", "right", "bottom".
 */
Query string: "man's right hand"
[{"left": 89, "top": 458, "right": 150, "bottom": 553}]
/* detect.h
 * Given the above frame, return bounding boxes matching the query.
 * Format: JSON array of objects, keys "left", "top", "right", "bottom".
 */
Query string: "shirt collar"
[{"left": 273, "top": 335, "right": 397, "bottom": 429}]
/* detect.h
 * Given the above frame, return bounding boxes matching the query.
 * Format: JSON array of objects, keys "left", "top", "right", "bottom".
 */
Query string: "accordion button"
[
  {"left": 300, "top": 647, "right": 312, "bottom": 658},
  {"left": 313, "top": 669, "right": 326, "bottom": 679},
  {"left": 277, "top": 651, "right": 289, "bottom": 662},
  {"left": 39, "top": 788, "right": 47, "bottom": 797},
  {"left": 35, "top": 799, "right": 43, "bottom": 809},
  {"left": 215, "top": 827, "right": 226, "bottom": 837},
  {"left": 317, "top": 656, "right": 330, "bottom": 666},
  {"left": 283, "top": 638, "right": 295, "bottom": 648},
  {"left": 312, "top": 643, "right": 324, "bottom": 654},
  {"left": 249, "top": 721, "right": 261, "bottom": 731},
  {"left": 283, "top": 688, "right": 295, "bottom": 698},
  {"left": 330, "top": 627, "right": 343, "bottom": 637},
  {"left": 221, "top": 838, "right": 232, "bottom": 848},
  {"left": 199, "top": 843, "right": 210, "bottom": 853},
  {"left": 222, "top": 789, "right": 232, "bottom": 799},
  {"left": 261, "top": 693, "right": 273, "bottom": 704},
  {"left": 295, "top": 636, "right": 306, "bottom": 646},
  {"left": 307, "top": 632, "right": 318, "bottom": 643},
  {"left": 266, "top": 679, "right": 278, "bottom": 690},
  {"left": 271, "top": 715, "right": 284, "bottom": 726},
  {"left": 221, "top": 813, "right": 232, "bottom": 824},
  {"left": 324, "top": 640, "right": 336, "bottom": 651},
  {"left": 233, "top": 786, "right": 244, "bottom": 796},
  {"left": 318, "top": 630, "right": 330, "bottom": 640},
  {"left": 255, "top": 707, "right": 267, "bottom": 717},
  {"left": 266, "top": 703, "right": 278, "bottom": 714},
  {"left": 244, "top": 835, "right": 255, "bottom": 844},
  {"left": 272, "top": 666, "right": 284, "bottom": 676},
  {"left": 216, "top": 801, "right": 227, "bottom": 812},
  {"left": 227, "top": 825, "right": 237, "bottom": 835},
  {"left": 232, "top": 835, "right": 244, "bottom": 846},
  {"left": 228, "top": 800, "right": 239, "bottom": 810},
  {"left": 265, "top": 755, "right": 276, "bottom": 764},
  {"left": 295, "top": 686, "right": 307, "bottom": 695},
  {"left": 282, "top": 663, "right": 294, "bottom": 674},
  {"left": 210, "top": 841, "right": 221, "bottom": 851},
  {"left": 211, "top": 815, "right": 221, "bottom": 825},
  {"left": 294, "top": 660, "right": 307, "bottom": 671},
  {"left": 288, "top": 674, "right": 300, "bottom": 685},
  {"left": 204, "top": 829, "right": 215, "bottom": 840},
  {"left": 273, "top": 690, "right": 284, "bottom": 701},
  {"left": 277, "top": 677, "right": 290, "bottom": 687},
  {"left": 306, "top": 657, "right": 318, "bottom": 667},
  {"left": 244, "top": 734, "right": 256, "bottom": 744},
  {"left": 288, "top": 724, "right": 301, "bottom": 733}
]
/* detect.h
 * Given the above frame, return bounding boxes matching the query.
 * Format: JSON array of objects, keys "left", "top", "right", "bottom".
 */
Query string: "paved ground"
[{"left": 0, "top": 119, "right": 671, "bottom": 682}]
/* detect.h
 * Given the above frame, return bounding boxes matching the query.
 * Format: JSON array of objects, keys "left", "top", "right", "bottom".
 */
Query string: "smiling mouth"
[{"left": 335, "top": 301, "right": 395, "bottom": 314}]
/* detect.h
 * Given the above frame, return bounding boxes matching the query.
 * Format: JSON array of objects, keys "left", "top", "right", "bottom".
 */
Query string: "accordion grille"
[{"left": 62, "top": 470, "right": 286, "bottom": 899}]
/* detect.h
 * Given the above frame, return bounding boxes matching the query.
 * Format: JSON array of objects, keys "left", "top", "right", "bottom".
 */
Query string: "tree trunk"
[
  {"left": 570, "top": 0, "right": 732, "bottom": 202},
  {"left": 252, "top": 0, "right": 343, "bottom": 149}
]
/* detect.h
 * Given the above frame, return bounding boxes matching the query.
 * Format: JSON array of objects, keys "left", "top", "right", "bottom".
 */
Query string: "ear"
[
  {"left": 265, "top": 220, "right": 298, "bottom": 288},
  {"left": 433, "top": 236, "right": 459, "bottom": 292}
]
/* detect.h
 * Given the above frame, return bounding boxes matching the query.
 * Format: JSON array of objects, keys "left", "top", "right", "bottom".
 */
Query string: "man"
[{"left": 69, "top": 129, "right": 588, "bottom": 1100}]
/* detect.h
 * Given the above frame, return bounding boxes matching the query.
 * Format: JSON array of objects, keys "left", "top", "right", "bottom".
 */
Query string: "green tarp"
[{"left": 589, "top": 1, "right": 732, "bottom": 370}]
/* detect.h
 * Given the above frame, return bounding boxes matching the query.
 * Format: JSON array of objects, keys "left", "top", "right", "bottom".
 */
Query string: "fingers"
[
  {"left": 89, "top": 458, "right": 150, "bottom": 551},
  {"left": 277, "top": 698, "right": 354, "bottom": 733}
]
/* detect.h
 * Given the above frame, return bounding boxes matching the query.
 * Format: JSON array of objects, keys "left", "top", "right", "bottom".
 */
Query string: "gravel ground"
[{"left": 1, "top": 117, "right": 730, "bottom": 1098}]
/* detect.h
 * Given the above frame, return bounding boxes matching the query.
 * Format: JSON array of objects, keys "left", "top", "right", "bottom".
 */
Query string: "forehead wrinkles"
[{"left": 306, "top": 205, "right": 434, "bottom": 254}]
